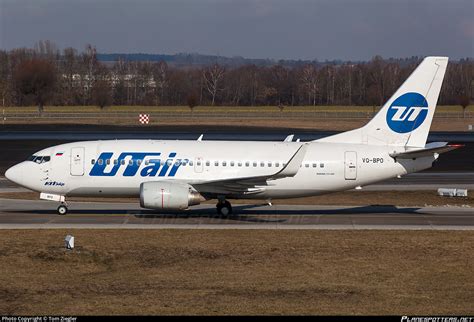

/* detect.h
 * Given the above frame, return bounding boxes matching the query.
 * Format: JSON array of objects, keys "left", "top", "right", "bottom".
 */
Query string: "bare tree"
[
  {"left": 367, "top": 55, "right": 385, "bottom": 106},
  {"left": 92, "top": 80, "right": 112, "bottom": 109},
  {"left": 34, "top": 40, "right": 59, "bottom": 58},
  {"left": 459, "top": 95, "right": 470, "bottom": 118},
  {"left": 81, "top": 44, "right": 98, "bottom": 105},
  {"left": 13, "top": 59, "right": 56, "bottom": 114},
  {"left": 92, "top": 65, "right": 112, "bottom": 110},
  {"left": 187, "top": 92, "right": 198, "bottom": 113},
  {"left": 137, "top": 61, "right": 154, "bottom": 105},
  {"left": 61, "top": 47, "right": 78, "bottom": 105},
  {"left": 154, "top": 61, "right": 168, "bottom": 105},
  {"left": 203, "top": 63, "right": 225, "bottom": 106},
  {"left": 300, "top": 64, "right": 318, "bottom": 105},
  {"left": 112, "top": 57, "right": 128, "bottom": 105},
  {"left": 0, "top": 50, "right": 10, "bottom": 107},
  {"left": 268, "top": 65, "right": 292, "bottom": 106}
]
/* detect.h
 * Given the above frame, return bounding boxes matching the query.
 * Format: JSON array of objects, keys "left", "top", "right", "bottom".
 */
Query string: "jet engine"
[{"left": 139, "top": 181, "right": 203, "bottom": 210}]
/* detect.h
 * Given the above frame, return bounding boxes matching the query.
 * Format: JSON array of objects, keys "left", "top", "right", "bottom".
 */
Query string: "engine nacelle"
[{"left": 140, "top": 181, "right": 203, "bottom": 210}]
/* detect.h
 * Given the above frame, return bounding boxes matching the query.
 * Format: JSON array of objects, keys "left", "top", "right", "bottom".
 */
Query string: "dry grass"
[
  {"left": 0, "top": 230, "right": 472, "bottom": 315},
  {"left": 2, "top": 104, "right": 473, "bottom": 132},
  {"left": 2, "top": 116, "right": 473, "bottom": 132},
  {"left": 1, "top": 190, "right": 473, "bottom": 207}
]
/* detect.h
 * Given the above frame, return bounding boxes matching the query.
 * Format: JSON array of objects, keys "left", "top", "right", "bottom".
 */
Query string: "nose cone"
[{"left": 5, "top": 164, "right": 24, "bottom": 186}]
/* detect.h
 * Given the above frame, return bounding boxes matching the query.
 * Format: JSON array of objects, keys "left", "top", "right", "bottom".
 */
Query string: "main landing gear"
[
  {"left": 216, "top": 199, "right": 233, "bottom": 216},
  {"left": 57, "top": 202, "right": 68, "bottom": 215}
]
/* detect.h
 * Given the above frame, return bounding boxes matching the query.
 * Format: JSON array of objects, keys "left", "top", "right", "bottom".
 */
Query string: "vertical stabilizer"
[{"left": 318, "top": 57, "right": 449, "bottom": 147}]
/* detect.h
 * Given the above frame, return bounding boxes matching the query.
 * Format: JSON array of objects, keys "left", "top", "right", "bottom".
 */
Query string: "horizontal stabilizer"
[{"left": 389, "top": 142, "right": 463, "bottom": 159}]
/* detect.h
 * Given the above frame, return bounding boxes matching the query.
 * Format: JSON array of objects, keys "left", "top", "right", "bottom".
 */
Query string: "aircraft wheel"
[
  {"left": 57, "top": 204, "right": 68, "bottom": 215},
  {"left": 216, "top": 200, "right": 232, "bottom": 216}
]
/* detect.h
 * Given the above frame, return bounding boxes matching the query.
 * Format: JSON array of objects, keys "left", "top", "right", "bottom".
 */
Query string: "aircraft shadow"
[
  {"left": 10, "top": 204, "right": 423, "bottom": 224},
  {"left": 134, "top": 204, "right": 423, "bottom": 220}
]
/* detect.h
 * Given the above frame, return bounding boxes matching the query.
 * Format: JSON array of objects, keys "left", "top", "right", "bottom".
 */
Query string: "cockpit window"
[{"left": 27, "top": 155, "right": 51, "bottom": 164}]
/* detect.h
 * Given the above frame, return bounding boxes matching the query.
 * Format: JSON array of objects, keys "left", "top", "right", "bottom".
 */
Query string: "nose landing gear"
[{"left": 39, "top": 193, "right": 68, "bottom": 215}]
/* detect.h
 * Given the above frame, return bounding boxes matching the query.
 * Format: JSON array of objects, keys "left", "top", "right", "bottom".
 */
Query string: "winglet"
[
  {"left": 284, "top": 134, "right": 294, "bottom": 142},
  {"left": 197, "top": 134, "right": 204, "bottom": 141},
  {"left": 271, "top": 143, "right": 308, "bottom": 179}
]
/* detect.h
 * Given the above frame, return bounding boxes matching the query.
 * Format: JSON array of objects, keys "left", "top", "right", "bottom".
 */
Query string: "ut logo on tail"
[{"left": 386, "top": 92, "right": 428, "bottom": 133}]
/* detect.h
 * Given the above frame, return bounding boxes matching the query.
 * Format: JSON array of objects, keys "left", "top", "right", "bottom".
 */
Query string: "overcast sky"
[{"left": 1, "top": 0, "right": 473, "bottom": 61}]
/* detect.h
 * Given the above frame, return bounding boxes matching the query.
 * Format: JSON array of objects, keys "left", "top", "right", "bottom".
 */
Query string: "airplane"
[{"left": 5, "top": 56, "right": 461, "bottom": 216}]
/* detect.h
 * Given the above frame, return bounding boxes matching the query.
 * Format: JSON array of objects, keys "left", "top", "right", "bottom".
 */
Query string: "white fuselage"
[{"left": 9, "top": 139, "right": 436, "bottom": 199}]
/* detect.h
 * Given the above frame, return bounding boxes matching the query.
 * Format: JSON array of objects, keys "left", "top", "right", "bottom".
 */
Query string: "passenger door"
[
  {"left": 344, "top": 151, "right": 357, "bottom": 180},
  {"left": 70, "top": 147, "right": 85, "bottom": 176}
]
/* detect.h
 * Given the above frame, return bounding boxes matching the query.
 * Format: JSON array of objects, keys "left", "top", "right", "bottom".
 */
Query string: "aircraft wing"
[
  {"left": 191, "top": 143, "right": 309, "bottom": 195},
  {"left": 389, "top": 142, "right": 463, "bottom": 159}
]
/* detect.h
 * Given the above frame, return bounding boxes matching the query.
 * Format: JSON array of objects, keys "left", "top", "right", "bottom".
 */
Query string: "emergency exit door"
[
  {"left": 344, "top": 151, "right": 357, "bottom": 180},
  {"left": 70, "top": 147, "right": 85, "bottom": 176},
  {"left": 194, "top": 157, "right": 204, "bottom": 173}
]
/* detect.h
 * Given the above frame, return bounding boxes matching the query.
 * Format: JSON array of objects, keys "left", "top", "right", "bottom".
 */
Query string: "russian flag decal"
[{"left": 56, "top": 152, "right": 64, "bottom": 156}]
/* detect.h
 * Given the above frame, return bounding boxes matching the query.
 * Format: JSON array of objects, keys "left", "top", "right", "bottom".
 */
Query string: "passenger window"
[
  {"left": 137, "top": 160, "right": 142, "bottom": 165},
  {"left": 260, "top": 162, "right": 264, "bottom": 167},
  {"left": 98, "top": 159, "right": 103, "bottom": 165},
  {"left": 129, "top": 159, "right": 133, "bottom": 165},
  {"left": 106, "top": 159, "right": 110, "bottom": 165},
  {"left": 305, "top": 164, "right": 309, "bottom": 168},
  {"left": 214, "top": 161, "right": 219, "bottom": 166},
  {"left": 121, "top": 159, "right": 126, "bottom": 165},
  {"left": 253, "top": 162, "right": 257, "bottom": 167},
  {"left": 145, "top": 160, "right": 149, "bottom": 165},
  {"left": 114, "top": 159, "right": 118, "bottom": 165},
  {"left": 245, "top": 162, "right": 250, "bottom": 167},
  {"left": 230, "top": 161, "right": 234, "bottom": 167},
  {"left": 238, "top": 162, "right": 242, "bottom": 167},
  {"left": 166, "top": 160, "right": 171, "bottom": 166},
  {"left": 189, "top": 161, "right": 194, "bottom": 166},
  {"left": 313, "top": 163, "right": 317, "bottom": 168},
  {"left": 206, "top": 161, "right": 210, "bottom": 166},
  {"left": 91, "top": 159, "right": 95, "bottom": 165},
  {"left": 222, "top": 161, "right": 227, "bottom": 166},
  {"left": 197, "top": 161, "right": 201, "bottom": 166},
  {"left": 320, "top": 163, "right": 325, "bottom": 168},
  {"left": 275, "top": 162, "right": 280, "bottom": 167},
  {"left": 268, "top": 162, "right": 272, "bottom": 167},
  {"left": 175, "top": 161, "right": 181, "bottom": 166}
]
